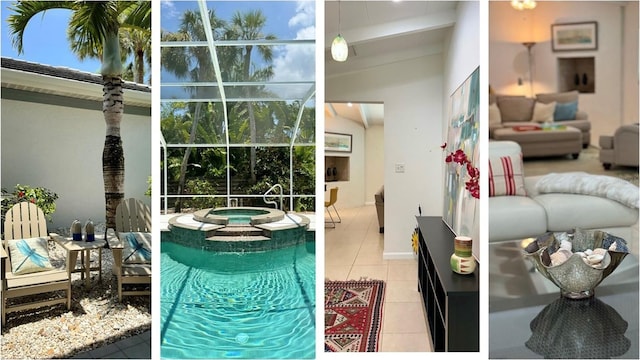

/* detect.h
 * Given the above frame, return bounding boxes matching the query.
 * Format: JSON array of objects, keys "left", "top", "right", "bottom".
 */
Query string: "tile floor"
[
  {"left": 324, "top": 205, "right": 432, "bottom": 352},
  {"left": 71, "top": 330, "right": 151, "bottom": 359}
]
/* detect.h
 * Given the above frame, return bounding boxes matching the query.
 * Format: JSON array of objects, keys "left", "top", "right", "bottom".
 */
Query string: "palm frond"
[
  {"left": 119, "top": 0, "right": 151, "bottom": 31},
  {"left": 7, "top": 1, "right": 75, "bottom": 54}
]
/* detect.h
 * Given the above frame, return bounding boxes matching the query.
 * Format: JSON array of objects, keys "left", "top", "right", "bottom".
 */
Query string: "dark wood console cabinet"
[{"left": 416, "top": 216, "right": 479, "bottom": 352}]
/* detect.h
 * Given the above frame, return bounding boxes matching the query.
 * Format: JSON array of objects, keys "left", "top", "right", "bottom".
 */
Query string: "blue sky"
[
  {"left": 161, "top": 1, "right": 316, "bottom": 100},
  {"left": 161, "top": 1, "right": 315, "bottom": 80},
  {"left": 1, "top": 0, "right": 315, "bottom": 86},
  {"left": 1, "top": 2, "right": 102, "bottom": 73},
  {"left": 161, "top": 1, "right": 312, "bottom": 40}
]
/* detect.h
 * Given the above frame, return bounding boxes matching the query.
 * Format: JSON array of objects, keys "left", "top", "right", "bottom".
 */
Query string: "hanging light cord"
[{"left": 338, "top": 0, "right": 341, "bottom": 34}]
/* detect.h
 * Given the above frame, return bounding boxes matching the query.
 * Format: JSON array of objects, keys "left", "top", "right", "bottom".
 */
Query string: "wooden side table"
[{"left": 50, "top": 233, "right": 107, "bottom": 289}]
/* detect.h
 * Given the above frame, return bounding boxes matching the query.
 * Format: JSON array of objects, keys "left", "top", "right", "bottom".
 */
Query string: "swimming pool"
[{"left": 160, "top": 241, "right": 315, "bottom": 359}]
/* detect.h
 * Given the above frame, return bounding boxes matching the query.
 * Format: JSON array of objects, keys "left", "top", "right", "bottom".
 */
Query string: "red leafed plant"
[{"left": 443, "top": 144, "right": 479, "bottom": 199}]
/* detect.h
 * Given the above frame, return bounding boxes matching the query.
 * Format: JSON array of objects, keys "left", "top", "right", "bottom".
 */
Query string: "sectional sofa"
[
  {"left": 489, "top": 141, "right": 639, "bottom": 243},
  {"left": 489, "top": 90, "right": 591, "bottom": 149}
]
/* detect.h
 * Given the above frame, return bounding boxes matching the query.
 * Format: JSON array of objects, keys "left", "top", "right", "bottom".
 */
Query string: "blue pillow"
[{"left": 554, "top": 101, "right": 578, "bottom": 121}]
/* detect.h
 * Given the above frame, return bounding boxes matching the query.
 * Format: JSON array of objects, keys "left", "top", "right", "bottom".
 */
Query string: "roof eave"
[{"left": 1, "top": 66, "right": 151, "bottom": 108}]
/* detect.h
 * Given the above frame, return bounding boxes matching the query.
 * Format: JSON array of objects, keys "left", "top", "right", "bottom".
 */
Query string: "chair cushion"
[
  {"left": 120, "top": 232, "right": 152, "bottom": 264},
  {"left": 7, "top": 237, "right": 54, "bottom": 275},
  {"left": 533, "top": 193, "right": 639, "bottom": 231},
  {"left": 489, "top": 154, "right": 527, "bottom": 196},
  {"left": 489, "top": 196, "right": 547, "bottom": 242}
]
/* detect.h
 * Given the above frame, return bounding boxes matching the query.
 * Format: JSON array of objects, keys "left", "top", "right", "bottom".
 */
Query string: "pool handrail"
[{"left": 263, "top": 184, "right": 283, "bottom": 210}]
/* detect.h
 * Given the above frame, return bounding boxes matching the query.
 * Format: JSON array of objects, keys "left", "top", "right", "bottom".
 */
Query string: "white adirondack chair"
[
  {"left": 2, "top": 202, "right": 71, "bottom": 325},
  {"left": 108, "top": 198, "right": 151, "bottom": 302}
]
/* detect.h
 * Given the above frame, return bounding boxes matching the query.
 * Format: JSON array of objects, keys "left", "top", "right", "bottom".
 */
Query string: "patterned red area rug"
[{"left": 324, "top": 280, "right": 386, "bottom": 352}]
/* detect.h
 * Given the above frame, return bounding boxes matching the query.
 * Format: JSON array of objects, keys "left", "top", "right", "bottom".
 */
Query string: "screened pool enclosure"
[{"left": 160, "top": 0, "right": 316, "bottom": 214}]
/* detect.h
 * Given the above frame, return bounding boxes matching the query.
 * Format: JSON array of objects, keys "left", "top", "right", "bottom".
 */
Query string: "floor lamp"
[{"left": 523, "top": 42, "right": 536, "bottom": 97}]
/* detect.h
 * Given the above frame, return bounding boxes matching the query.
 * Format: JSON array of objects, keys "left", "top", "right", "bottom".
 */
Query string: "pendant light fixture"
[
  {"left": 511, "top": 0, "right": 536, "bottom": 10},
  {"left": 331, "top": 0, "right": 348, "bottom": 62}
]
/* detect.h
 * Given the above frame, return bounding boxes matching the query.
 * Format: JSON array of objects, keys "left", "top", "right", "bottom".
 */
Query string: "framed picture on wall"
[
  {"left": 442, "top": 66, "right": 479, "bottom": 243},
  {"left": 325, "top": 132, "right": 352, "bottom": 153},
  {"left": 551, "top": 21, "right": 598, "bottom": 52}
]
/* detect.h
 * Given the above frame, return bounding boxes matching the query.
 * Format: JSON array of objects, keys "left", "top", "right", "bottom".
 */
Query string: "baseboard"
[
  {"left": 382, "top": 252, "right": 417, "bottom": 260},
  {"left": 364, "top": 201, "right": 374, "bottom": 206}
]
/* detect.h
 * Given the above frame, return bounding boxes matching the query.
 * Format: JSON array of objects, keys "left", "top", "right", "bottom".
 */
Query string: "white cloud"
[
  {"left": 161, "top": 0, "right": 180, "bottom": 18},
  {"left": 269, "top": 1, "right": 315, "bottom": 100},
  {"left": 288, "top": 1, "right": 315, "bottom": 29}
]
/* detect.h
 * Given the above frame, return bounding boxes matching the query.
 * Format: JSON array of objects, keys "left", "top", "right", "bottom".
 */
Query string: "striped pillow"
[{"left": 489, "top": 154, "right": 527, "bottom": 196}]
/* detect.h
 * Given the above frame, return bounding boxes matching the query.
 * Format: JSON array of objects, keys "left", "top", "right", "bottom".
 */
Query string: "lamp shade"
[{"left": 331, "top": 34, "right": 348, "bottom": 62}]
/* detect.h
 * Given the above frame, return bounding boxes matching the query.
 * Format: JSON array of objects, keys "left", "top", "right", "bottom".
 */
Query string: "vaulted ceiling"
[
  {"left": 324, "top": 102, "right": 384, "bottom": 128},
  {"left": 325, "top": 0, "right": 458, "bottom": 127}
]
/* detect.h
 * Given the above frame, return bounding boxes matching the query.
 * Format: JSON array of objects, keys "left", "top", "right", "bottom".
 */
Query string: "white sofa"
[{"left": 489, "top": 141, "right": 639, "bottom": 243}]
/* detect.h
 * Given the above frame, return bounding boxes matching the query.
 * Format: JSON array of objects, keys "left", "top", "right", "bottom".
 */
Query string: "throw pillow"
[
  {"left": 8, "top": 237, "right": 54, "bottom": 275},
  {"left": 489, "top": 154, "right": 527, "bottom": 197},
  {"left": 496, "top": 96, "right": 535, "bottom": 122},
  {"left": 120, "top": 232, "right": 152, "bottom": 264},
  {"left": 531, "top": 101, "right": 556, "bottom": 123},
  {"left": 554, "top": 101, "right": 578, "bottom": 121},
  {"left": 489, "top": 102, "right": 502, "bottom": 125}
]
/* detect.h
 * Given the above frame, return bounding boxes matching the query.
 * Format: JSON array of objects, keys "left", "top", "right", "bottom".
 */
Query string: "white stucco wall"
[
  {"left": 365, "top": 124, "right": 384, "bottom": 205},
  {"left": 326, "top": 54, "right": 444, "bottom": 258},
  {"left": 325, "top": 1, "right": 479, "bottom": 259},
  {"left": 443, "top": 0, "right": 481, "bottom": 260},
  {"left": 323, "top": 118, "right": 384, "bottom": 209},
  {"left": 1, "top": 99, "right": 151, "bottom": 230},
  {"left": 324, "top": 116, "right": 366, "bottom": 209},
  {"left": 489, "top": 1, "right": 639, "bottom": 144},
  {"left": 622, "top": 0, "right": 639, "bottom": 126}
]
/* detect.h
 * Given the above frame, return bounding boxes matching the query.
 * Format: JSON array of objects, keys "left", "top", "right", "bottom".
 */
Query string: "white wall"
[
  {"left": 324, "top": 116, "right": 366, "bottom": 209},
  {"left": 443, "top": 0, "right": 481, "bottom": 260},
  {"left": 365, "top": 124, "right": 384, "bottom": 205},
  {"left": 445, "top": 1, "right": 481, "bottom": 102},
  {"left": 623, "top": 0, "right": 639, "bottom": 126},
  {"left": 1, "top": 99, "right": 151, "bottom": 230},
  {"left": 489, "top": 1, "right": 639, "bottom": 143},
  {"left": 325, "top": 1, "right": 479, "bottom": 259},
  {"left": 326, "top": 54, "right": 445, "bottom": 258}
]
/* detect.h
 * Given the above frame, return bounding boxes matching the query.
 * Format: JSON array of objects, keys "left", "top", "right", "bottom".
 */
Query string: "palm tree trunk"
[
  {"left": 175, "top": 102, "right": 202, "bottom": 212},
  {"left": 102, "top": 75, "right": 125, "bottom": 229},
  {"left": 135, "top": 49, "right": 145, "bottom": 84}
]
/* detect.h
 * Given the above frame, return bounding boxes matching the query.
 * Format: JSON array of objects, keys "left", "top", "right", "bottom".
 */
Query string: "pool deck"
[{"left": 71, "top": 330, "right": 151, "bottom": 359}]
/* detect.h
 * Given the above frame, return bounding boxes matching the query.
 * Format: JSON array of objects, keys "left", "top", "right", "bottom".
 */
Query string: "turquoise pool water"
[
  {"left": 211, "top": 208, "right": 269, "bottom": 224},
  {"left": 160, "top": 241, "right": 315, "bottom": 359},
  {"left": 227, "top": 215, "right": 252, "bottom": 224},
  {"left": 211, "top": 208, "right": 269, "bottom": 216}
]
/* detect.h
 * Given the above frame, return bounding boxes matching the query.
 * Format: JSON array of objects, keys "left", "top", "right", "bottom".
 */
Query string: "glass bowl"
[
  {"left": 526, "top": 296, "right": 630, "bottom": 358},
  {"left": 523, "top": 229, "right": 629, "bottom": 299}
]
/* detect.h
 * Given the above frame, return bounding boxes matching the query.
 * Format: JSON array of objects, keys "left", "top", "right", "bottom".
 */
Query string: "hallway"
[{"left": 324, "top": 205, "right": 431, "bottom": 352}]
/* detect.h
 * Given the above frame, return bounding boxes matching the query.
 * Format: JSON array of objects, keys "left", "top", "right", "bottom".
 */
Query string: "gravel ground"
[{"left": 1, "top": 224, "right": 151, "bottom": 359}]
